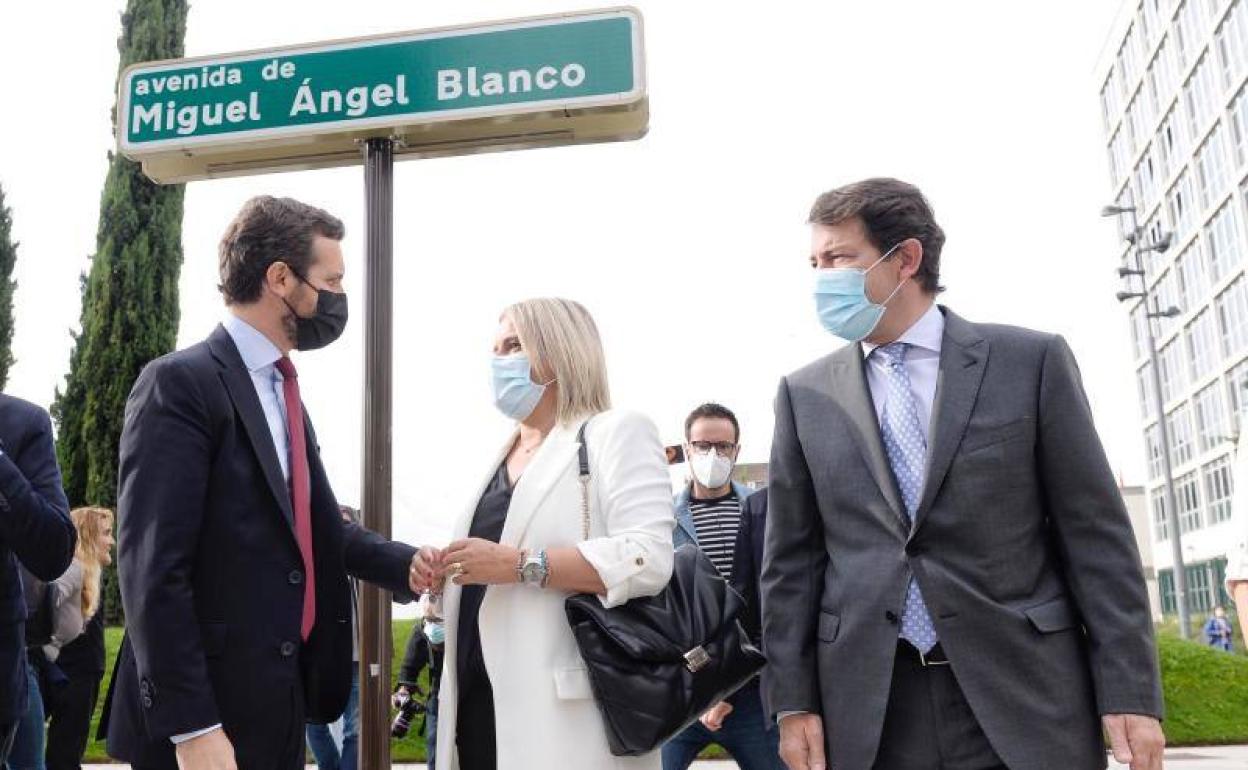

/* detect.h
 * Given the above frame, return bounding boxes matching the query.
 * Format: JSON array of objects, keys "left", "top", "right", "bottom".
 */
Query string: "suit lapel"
[
  {"left": 208, "top": 325, "right": 295, "bottom": 529},
  {"left": 913, "top": 309, "right": 988, "bottom": 532},
  {"left": 828, "top": 347, "right": 909, "bottom": 533},
  {"left": 499, "top": 425, "right": 579, "bottom": 546}
]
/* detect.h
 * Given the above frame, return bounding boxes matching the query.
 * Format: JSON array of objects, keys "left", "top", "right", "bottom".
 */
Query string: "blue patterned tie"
[{"left": 876, "top": 342, "right": 938, "bottom": 653}]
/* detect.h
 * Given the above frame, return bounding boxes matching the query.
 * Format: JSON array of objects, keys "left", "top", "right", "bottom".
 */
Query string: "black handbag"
[{"left": 564, "top": 420, "right": 766, "bottom": 757}]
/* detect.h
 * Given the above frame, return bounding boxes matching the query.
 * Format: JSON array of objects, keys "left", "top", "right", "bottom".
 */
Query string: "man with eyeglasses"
[{"left": 665, "top": 403, "right": 782, "bottom": 770}]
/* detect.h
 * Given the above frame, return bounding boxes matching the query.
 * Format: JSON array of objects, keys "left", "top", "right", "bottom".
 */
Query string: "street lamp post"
[{"left": 1102, "top": 202, "right": 1191, "bottom": 639}]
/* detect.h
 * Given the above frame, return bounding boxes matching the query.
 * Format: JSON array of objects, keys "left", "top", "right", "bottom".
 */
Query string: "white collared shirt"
[
  {"left": 861, "top": 303, "right": 945, "bottom": 449},
  {"left": 223, "top": 313, "right": 291, "bottom": 482}
]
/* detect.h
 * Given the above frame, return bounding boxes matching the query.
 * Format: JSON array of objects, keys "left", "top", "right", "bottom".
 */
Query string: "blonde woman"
[
  {"left": 44, "top": 506, "right": 114, "bottom": 770},
  {"left": 410, "top": 298, "right": 675, "bottom": 770}
]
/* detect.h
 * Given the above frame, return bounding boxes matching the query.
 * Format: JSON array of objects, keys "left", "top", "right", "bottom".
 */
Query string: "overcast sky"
[{"left": 1, "top": 1, "right": 1132, "bottom": 568}]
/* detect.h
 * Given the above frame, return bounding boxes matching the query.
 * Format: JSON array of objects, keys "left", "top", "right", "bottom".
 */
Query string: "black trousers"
[
  {"left": 0, "top": 721, "right": 17, "bottom": 765},
  {"left": 45, "top": 671, "right": 102, "bottom": 770},
  {"left": 871, "top": 643, "right": 1007, "bottom": 770}
]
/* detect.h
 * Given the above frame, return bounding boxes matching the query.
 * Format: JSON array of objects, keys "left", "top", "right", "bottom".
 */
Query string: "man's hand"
[
  {"left": 410, "top": 546, "right": 445, "bottom": 594},
  {"left": 174, "top": 728, "right": 237, "bottom": 770},
  {"left": 699, "top": 701, "right": 733, "bottom": 732},
  {"left": 1103, "top": 714, "right": 1165, "bottom": 770},
  {"left": 778, "top": 713, "right": 826, "bottom": 770}
]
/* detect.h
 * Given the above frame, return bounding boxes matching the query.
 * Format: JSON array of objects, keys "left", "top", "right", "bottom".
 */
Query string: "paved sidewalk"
[{"left": 80, "top": 745, "right": 1248, "bottom": 768}]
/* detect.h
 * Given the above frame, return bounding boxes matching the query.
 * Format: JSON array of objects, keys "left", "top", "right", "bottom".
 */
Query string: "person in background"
[
  {"left": 665, "top": 403, "right": 781, "bottom": 770},
  {"left": 1, "top": 393, "right": 75, "bottom": 769},
  {"left": 305, "top": 506, "right": 364, "bottom": 770},
  {"left": 1202, "top": 607, "right": 1234, "bottom": 652},
  {"left": 44, "top": 507, "right": 114, "bottom": 770},
  {"left": 395, "top": 597, "right": 444, "bottom": 769}
]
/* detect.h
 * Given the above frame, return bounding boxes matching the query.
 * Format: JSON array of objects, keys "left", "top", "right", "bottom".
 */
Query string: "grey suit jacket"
[{"left": 761, "top": 307, "right": 1162, "bottom": 770}]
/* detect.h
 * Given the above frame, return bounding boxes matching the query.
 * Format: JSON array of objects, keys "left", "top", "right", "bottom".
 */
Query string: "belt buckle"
[
  {"left": 917, "top": 648, "right": 950, "bottom": 667},
  {"left": 684, "top": 646, "right": 711, "bottom": 673}
]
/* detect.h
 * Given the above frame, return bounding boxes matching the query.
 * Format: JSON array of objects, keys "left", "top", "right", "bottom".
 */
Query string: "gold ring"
[{"left": 448, "top": 562, "right": 465, "bottom": 577}]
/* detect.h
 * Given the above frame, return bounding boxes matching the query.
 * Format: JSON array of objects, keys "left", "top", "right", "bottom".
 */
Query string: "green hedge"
[{"left": 78, "top": 623, "right": 1248, "bottom": 762}]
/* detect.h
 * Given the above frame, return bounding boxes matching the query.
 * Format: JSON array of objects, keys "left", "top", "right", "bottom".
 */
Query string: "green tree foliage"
[
  {"left": 52, "top": 0, "right": 189, "bottom": 624},
  {"left": 0, "top": 185, "right": 17, "bottom": 390}
]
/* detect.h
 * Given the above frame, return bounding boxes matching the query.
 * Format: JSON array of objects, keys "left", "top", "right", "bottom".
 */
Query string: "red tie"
[{"left": 276, "top": 356, "right": 316, "bottom": 641}]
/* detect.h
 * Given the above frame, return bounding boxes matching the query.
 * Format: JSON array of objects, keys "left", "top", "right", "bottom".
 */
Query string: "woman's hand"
[
  {"left": 409, "top": 546, "right": 446, "bottom": 594},
  {"left": 442, "top": 538, "right": 522, "bottom": 586}
]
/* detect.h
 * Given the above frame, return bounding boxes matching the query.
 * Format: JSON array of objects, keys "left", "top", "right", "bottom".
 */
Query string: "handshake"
[{"left": 408, "top": 537, "right": 525, "bottom": 593}]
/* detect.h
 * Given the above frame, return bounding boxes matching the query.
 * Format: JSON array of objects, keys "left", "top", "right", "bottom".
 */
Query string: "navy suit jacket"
[
  {"left": 0, "top": 394, "right": 75, "bottom": 725},
  {"left": 103, "top": 325, "right": 416, "bottom": 768}
]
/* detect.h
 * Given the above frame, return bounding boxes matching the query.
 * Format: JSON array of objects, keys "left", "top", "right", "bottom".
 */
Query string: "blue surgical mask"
[
  {"left": 424, "top": 621, "right": 445, "bottom": 646},
  {"left": 813, "top": 243, "right": 905, "bottom": 342},
  {"left": 491, "top": 354, "right": 550, "bottom": 421}
]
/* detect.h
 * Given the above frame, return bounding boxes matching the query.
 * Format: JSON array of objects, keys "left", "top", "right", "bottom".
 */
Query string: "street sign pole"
[{"left": 358, "top": 136, "right": 395, "bottom": 770}]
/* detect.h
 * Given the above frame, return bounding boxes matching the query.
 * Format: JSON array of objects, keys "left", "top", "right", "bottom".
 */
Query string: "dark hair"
[
  {"left": 684, "top": 403, "right": 740, "bottom": 443},
  {"left": 218, "top": 196, "right": 345, "bottom": 305},
  {"left": 808, "top": 178, "right": 946, "bottom": 294}
]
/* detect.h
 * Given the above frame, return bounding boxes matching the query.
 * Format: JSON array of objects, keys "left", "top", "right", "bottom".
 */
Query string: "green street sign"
[{"left": 117, "top": 7, "right": 647, "bottom": 182}]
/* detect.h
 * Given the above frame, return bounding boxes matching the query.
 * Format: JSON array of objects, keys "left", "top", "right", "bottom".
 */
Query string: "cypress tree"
[
  {"left": 0, "top": 186, "right": 17, "bottom": 390},
  {"left": 52, "top": 0, "right": 189, "bottom": 624}
]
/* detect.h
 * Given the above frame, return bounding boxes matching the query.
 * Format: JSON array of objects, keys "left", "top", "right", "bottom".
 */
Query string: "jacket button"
[
  {"left": 280, "top": 641, "right": 297, "bottom": 657},
  {"left": 289, "top": 570, "right": 303, "bottom": 585},
  {"left": 885, "top": 611, "right": 898, "bottom": 624},
  {"left": 635, "top": 557, "right": 644, "bottom": 566}
]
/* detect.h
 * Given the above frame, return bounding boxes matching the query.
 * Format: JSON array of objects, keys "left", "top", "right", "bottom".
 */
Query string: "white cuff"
[
  {"left": 171, "top": 724, "right": 222, "bottom": 744},
  {"left": 777, "top": 710, "right": 811, "bottom": 725}
]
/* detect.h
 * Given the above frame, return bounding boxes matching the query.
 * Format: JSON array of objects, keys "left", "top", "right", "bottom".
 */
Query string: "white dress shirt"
[
  {"left": 861, "top": 302, "right": 945, "bottom": 451},
  {"left": 171, "top": 315, "right": 291, "bottom": 746}
]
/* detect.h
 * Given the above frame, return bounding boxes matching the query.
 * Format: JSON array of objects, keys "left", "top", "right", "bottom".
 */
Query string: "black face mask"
[{"left": 282, "top": 270, "right": 348, "bottom": 351}]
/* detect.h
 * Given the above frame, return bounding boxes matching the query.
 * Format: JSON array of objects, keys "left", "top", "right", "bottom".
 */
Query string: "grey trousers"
[{"left": 871, "top": 643, "right": 1007, "bottom": 770}]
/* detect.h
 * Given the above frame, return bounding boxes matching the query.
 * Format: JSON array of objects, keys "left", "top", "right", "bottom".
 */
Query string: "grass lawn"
[{"left": 80, "top": 621, "right": 1248, "bottom": 762}]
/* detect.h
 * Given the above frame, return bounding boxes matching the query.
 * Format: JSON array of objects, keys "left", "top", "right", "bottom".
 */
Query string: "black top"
[
  {"left": 57, "top": 606, "right": 106, "bottom": 677},
  {"left": 456, "top": 463, "right": 513, "bottom": 706}
]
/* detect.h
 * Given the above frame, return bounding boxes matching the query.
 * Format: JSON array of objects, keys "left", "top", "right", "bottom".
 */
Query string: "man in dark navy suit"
[
  {"left": 0, "top": 393, "right": 76, "bottom": 762},
  {"left": 104, "top": 196, "right": 418, "bottom": 770}
]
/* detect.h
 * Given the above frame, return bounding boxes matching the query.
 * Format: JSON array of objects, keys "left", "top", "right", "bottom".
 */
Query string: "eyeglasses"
[{"left": 688, "top": 441, "right": 737, "bottom": 455}]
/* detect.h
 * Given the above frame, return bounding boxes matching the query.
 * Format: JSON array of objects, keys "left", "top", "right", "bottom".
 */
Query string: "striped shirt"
[{"left": 689, "top": 491, "right": 741, "bottom": 582}]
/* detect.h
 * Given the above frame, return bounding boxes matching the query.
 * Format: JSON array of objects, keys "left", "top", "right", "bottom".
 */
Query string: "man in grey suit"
[{"left": 762, "top": 178, "right": 1165, "bottom": 770}]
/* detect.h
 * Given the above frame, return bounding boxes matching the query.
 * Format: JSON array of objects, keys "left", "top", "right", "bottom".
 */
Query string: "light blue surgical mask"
[
  {"left": 424, "top": 621, "right": 445, "bottom": 646},
  {"left": 491, "top": 354, "right": 551, "bottom": 421},
  {"left": 813, "top": 243, "right": 906, "bottom": 342}
]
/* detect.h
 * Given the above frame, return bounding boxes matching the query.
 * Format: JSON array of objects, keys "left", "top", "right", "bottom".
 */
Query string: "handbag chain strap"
[{"left": 576, "top": 419, "right": 592, "bottom": 541}]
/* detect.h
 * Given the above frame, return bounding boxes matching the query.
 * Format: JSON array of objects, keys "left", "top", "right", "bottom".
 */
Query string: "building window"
[
  {"left": 1229, "top": 85, "right": 1248, "bottom": 167},
  {"left": 1207, "top": 201, "right": 1245, "bottom": 281},
  {"left": 1169, "top": 405, "right": 1197, "bottom": 466},
  {"left": 1152, "top": 486, "right": 1170, "bottom": 541},
  {"left": 1154, "top": 269, "right": 1183, "bottom": 336},
  {"left": 1159, "top": 336, "right": 1189, "bottom": 402},
  {"left": 1139, "top": 145, "right": 1161, "bottom": 205},
  {"left": 1215, "top": 276, "right": 1248, "bottom": 354},
  {"left": 1195, "top": 123, "right": 1230, "bottom": 210},
  {"left": 1176, "top": 240, "right": 1209, "bottom": 309},
  {"left": 1175, "top": 468, "right": 1203, "bottom": 531},
  {"left": 1168, "top": 168, "right": 1196, "bottom": 239},
  {"left": 1184, "top": 54, "right": 1217, "bottom": 142},
  {"left": 1175, "top": 1, "right": 1198, "bottom": 70},
  {"left": 1226, "top": 357, "right": 1248, "bottom": 420},
  {"left": 1215, "top": 0, "right": 1248, "bottom": 89},
  {"left": 1188, "top": 310, "right": 1219, "bottom": 379},
  {"left": 1203, "top": 454, "right": 1235, "bottom": 523},
  {"left": 1160, "top": 559, "right": 1233, "bottom": 614},
  {"left": 1194, "top": 380, "right": 1231, "bottom": 449}
]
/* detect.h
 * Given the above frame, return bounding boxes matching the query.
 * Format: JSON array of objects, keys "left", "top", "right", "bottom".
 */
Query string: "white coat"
[{"left": 435, "top": 409, "right": 676, "bottom": 770}]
